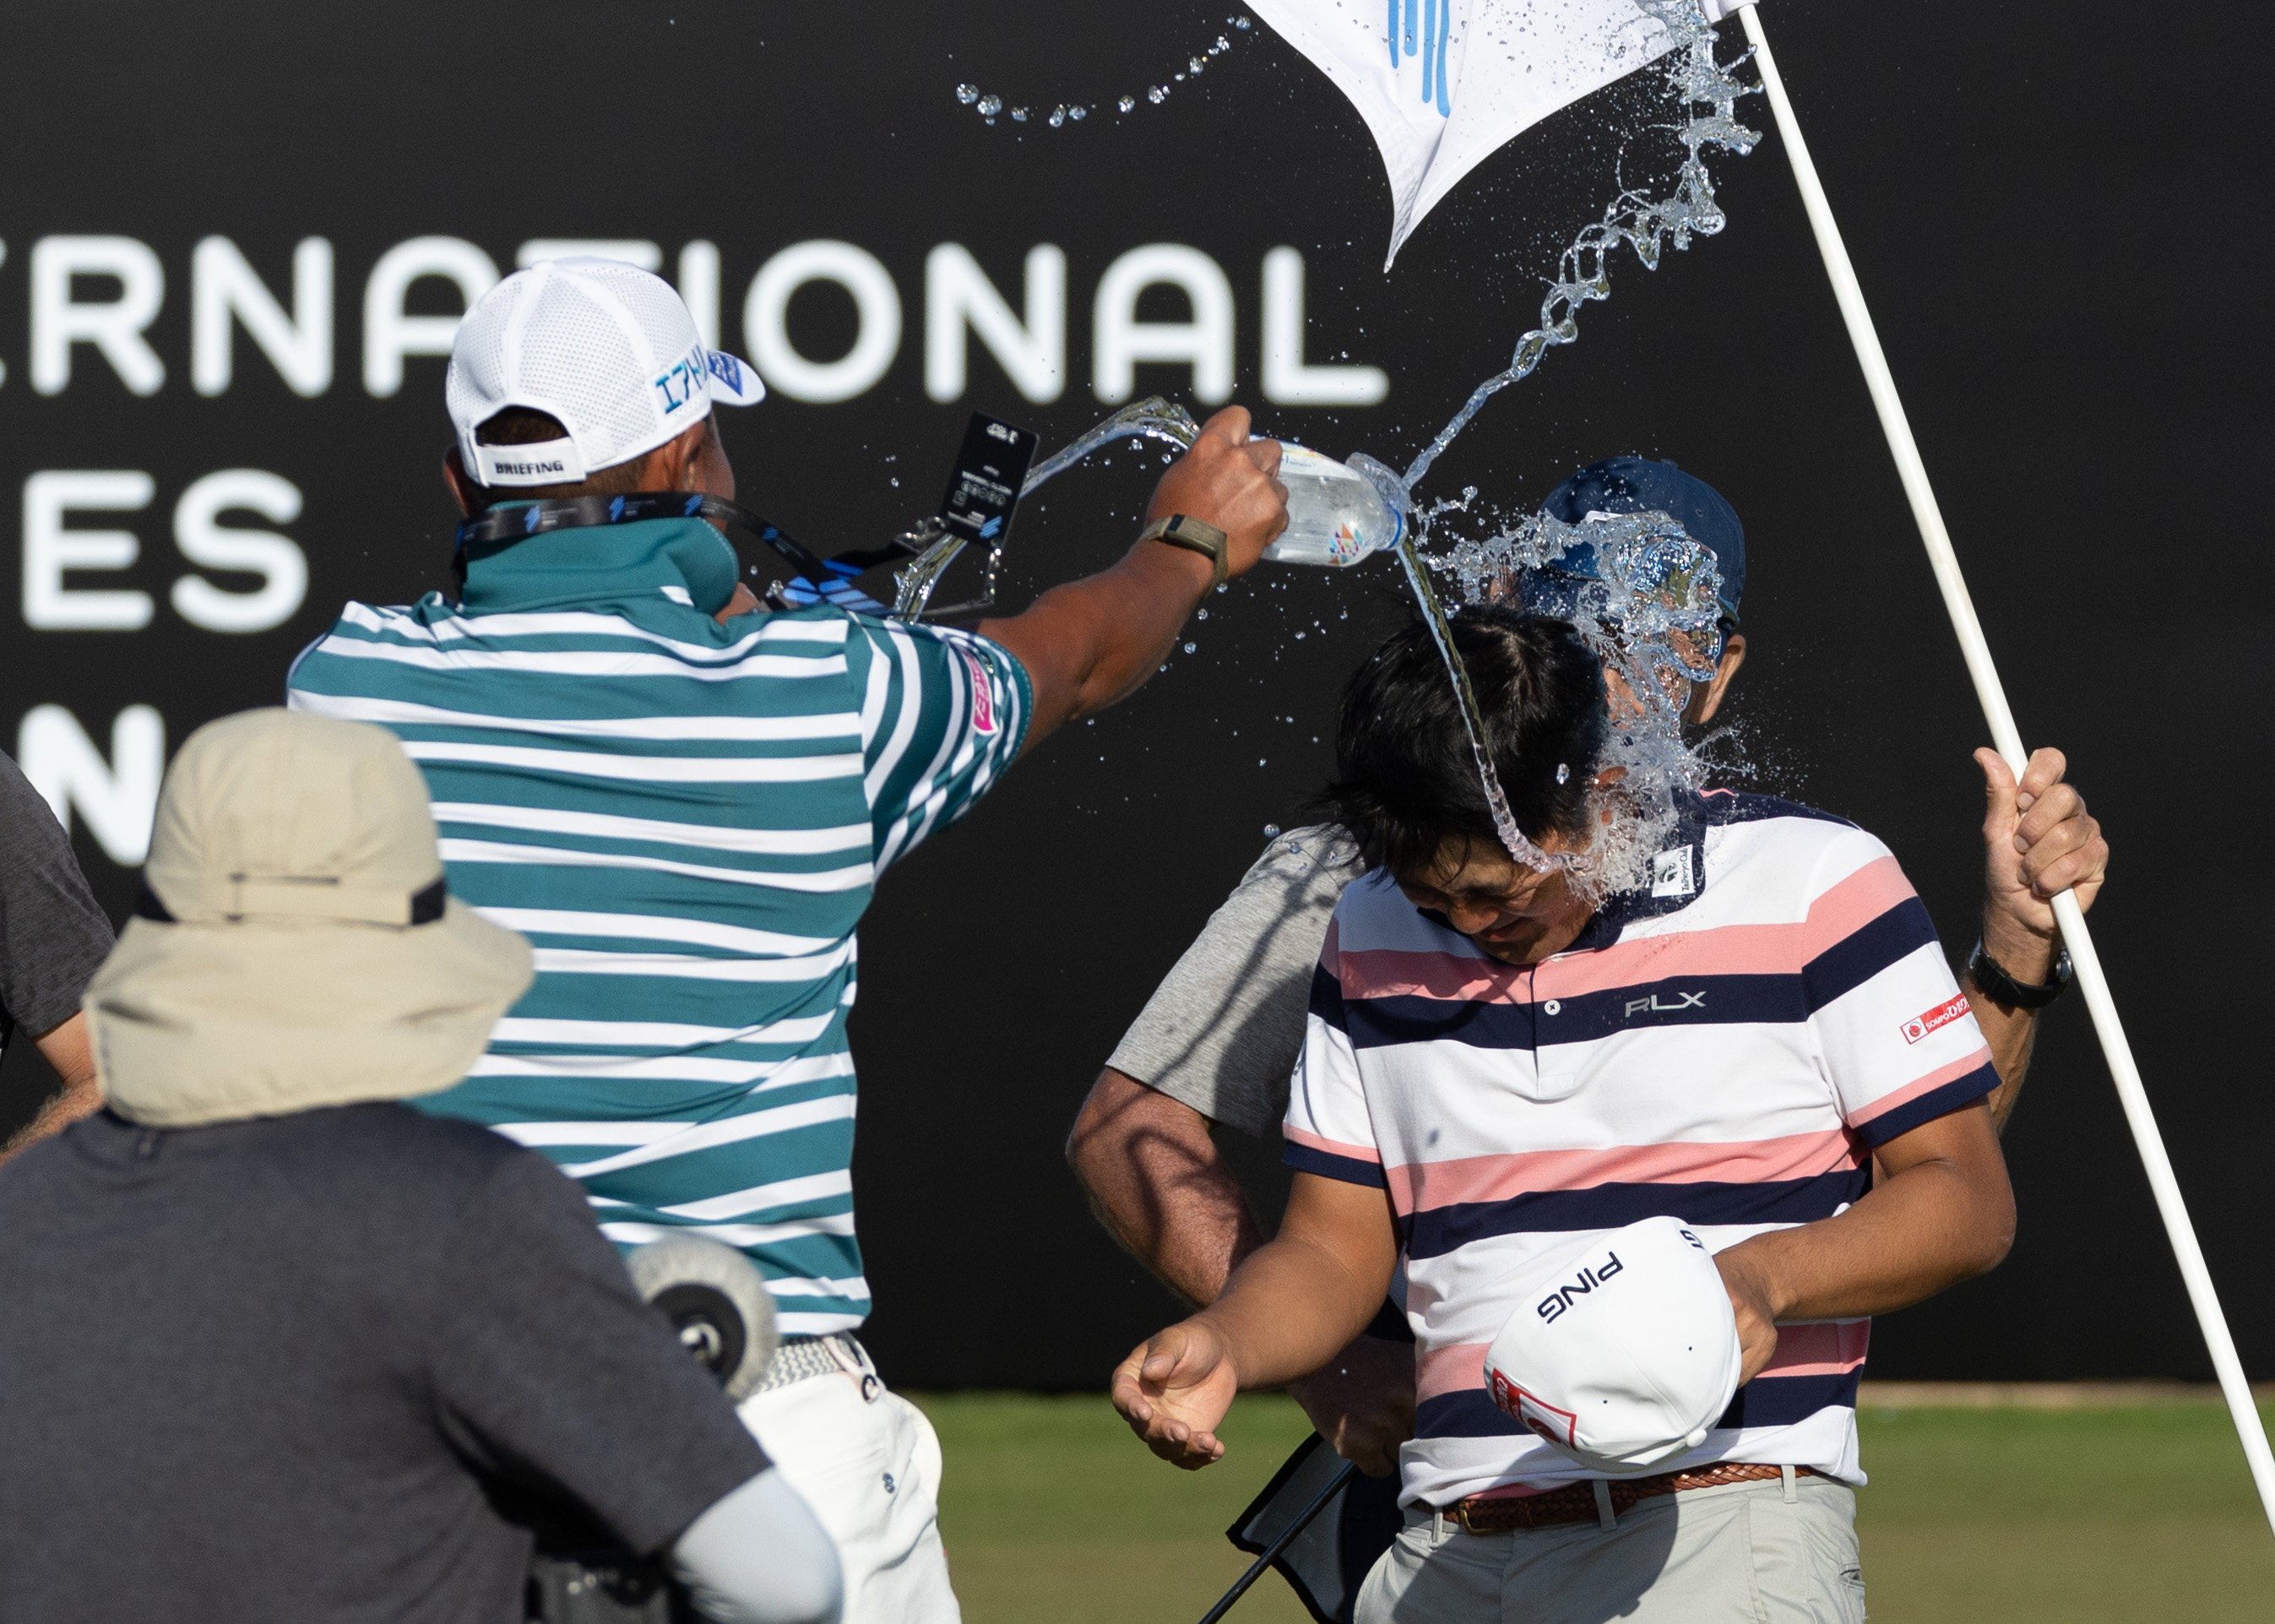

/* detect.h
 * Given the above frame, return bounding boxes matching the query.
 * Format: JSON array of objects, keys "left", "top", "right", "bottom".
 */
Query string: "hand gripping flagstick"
[{"left": 1731, "top": 1, "right": 2275, "bottom": 1535}]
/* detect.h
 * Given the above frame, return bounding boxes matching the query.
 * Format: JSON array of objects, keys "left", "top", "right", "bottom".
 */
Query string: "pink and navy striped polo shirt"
[{"left": 1284, "top": 793, "right": 1998, "bottom": 1508}]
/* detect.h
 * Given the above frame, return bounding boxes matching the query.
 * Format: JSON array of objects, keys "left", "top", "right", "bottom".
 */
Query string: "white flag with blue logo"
[{"left": 1248, "top": 0, "right": 1749, "bottom": 264}]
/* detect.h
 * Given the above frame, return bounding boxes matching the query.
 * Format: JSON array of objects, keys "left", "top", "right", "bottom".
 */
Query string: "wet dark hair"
[
  {"left": 1317, "top": 606, "right": 1606, "bottom": 881},
  {"left": 470, "top": 407, "right": 669, "bottom": 502}
]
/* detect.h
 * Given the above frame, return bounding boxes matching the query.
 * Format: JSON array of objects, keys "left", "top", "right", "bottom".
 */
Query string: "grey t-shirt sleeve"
[
  {"left": 1106, "top": 823, "right": 1366, "bottom": 1138},
  {"left": 432, "top": 1149, "right": 768, "bottom": 1556},
  {"left": 0, "top": 751, "right": 115, "bottom": 1046}
]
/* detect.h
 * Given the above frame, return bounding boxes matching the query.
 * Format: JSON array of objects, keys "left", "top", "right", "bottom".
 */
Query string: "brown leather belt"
[{"left": 1449, "top": 1463, "right": 1820, "bottom": 1533}]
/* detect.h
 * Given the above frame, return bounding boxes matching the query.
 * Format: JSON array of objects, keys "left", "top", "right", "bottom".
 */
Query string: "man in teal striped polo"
[{"left": 287, "top": 257, "right": 1289, "bottom": 1623}]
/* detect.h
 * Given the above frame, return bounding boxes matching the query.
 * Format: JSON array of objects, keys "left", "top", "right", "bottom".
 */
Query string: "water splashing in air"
[
  {"left": 953, "top": 14, "right": 1252, "bottom": 129},
  {"left": 1377, "top": 0, "right": 1758, "bottom": 881},
  {"left": 1000, "top": 2, "right": 1757, "bottom": 885},
  {"left": 1425, "top": 504, "right": 1729, "bottom": 895},
  {"left": 1401, "top": 0, "right": 1758, "bottom": 488},
  {"left": 1021, "top": 397, "right": 1202, "bottom": 497}
]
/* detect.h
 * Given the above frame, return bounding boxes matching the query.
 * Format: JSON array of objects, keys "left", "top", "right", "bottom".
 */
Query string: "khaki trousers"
[{"left": 1358, "top": 1474, "right": 1866, "bottom": 1624}]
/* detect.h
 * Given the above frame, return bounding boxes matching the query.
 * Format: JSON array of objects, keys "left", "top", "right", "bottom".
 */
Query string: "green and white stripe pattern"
[{"left": 288, "top": 517, "right": 1030, "bottom": 1335}]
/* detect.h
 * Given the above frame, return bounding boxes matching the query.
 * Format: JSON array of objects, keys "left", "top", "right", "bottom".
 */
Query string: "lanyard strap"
[
  {"left": 454, "top": 492, "right": 836, "bottom": 578},
  {"left": 453, "top": 492, "right": 893, "bottom": 614}
]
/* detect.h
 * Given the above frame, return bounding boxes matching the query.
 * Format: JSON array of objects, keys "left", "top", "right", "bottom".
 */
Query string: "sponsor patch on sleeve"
[
  {"left": 1900, "top": 991, "right": 1972, "bottom": 1045},
  {"left": 958, "top": 645, "right": 998, "bottom": 735}
]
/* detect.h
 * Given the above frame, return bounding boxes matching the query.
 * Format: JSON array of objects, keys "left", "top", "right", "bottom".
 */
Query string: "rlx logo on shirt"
[{"left": 1625, "top": 990, "right": 1706, "bottom": 1019}]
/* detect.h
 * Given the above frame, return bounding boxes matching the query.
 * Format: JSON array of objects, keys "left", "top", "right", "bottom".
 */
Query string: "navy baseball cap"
[{"left": 1536, "top": 457, "right": 1746, "bottom": 624}]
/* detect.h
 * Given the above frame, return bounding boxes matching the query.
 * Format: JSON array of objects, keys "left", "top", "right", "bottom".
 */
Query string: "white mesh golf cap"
[
  {"left": 1481, "top": 1215, "right": 1744, "bottom": 1475},
  {"left": 446, "top": 258, "right": 764, "bottom": 488}
]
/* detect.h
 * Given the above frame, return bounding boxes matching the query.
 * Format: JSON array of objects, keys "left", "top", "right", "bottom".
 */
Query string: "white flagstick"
[{"left": 1732, "top": 1, "right": 2275, "bottom": 1534}]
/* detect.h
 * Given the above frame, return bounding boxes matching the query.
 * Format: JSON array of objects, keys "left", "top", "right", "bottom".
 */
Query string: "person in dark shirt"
[
  {"left": 0, "top": 709, "right": 843, "bottom": 1624},
  {"left": 0, "top": 749, "right": 115, "bottom": 1159}
]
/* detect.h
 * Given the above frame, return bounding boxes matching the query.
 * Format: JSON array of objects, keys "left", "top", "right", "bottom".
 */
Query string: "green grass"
[
  {"left": 1851, "top": 1401, "right": 2275, "bottom": 1623},
  {"left": 911, "top": 1393, "right": 2275, "bottom": 1624}
]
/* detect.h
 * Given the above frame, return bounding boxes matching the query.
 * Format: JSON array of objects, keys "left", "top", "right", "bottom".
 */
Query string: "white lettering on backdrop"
[
  {"left": 17, "top": 705, "right": 166, "bottom": 866},
  {"left": 13, "top": 232, "right": 1380, "bottom": 409},
  {"left": 8, "top": 232, "right": 1383, "bottom": 868}
]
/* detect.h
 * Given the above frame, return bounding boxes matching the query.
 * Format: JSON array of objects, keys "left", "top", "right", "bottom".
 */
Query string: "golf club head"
[{"left": 626, "top": 1235, "right": 779, "bottom": 1404}]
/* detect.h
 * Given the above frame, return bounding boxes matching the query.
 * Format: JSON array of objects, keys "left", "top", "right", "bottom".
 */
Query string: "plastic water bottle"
[{"left": 1262, "top": 444, "right": 1404, "bottom": 568}]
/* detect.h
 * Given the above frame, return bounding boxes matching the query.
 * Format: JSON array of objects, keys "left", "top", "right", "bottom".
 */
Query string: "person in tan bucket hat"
[
  {"left": 0, "top": 709, "right": 844, "bottom": 1624},
  {"left": 85, "top": 707, "right": 535, "bottom": 1124}
]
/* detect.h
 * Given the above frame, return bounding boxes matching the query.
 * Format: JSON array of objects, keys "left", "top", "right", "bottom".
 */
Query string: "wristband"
[
  {"left": 1967, "top": 936, "right": 2072, "bottom": 1010},
  {"left": 1138, "top": 513, "right": 1229, "bottom": 591}
]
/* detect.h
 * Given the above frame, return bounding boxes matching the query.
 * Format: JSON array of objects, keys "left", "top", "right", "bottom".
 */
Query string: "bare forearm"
[
  {"left": 980, "top": 405, "right": 1285, "bottom": 749},
  {"left": 0, "top": 1077, "right": 100, "bottom": 1163},
  {"left": 3, "top": 1013, "right": 102, "bottom": 1164},
  {"left": 1112, "top": 1171, "right": 1393, "bottom": 1469},
  {"left": 1968, "top": 983, "right": 2038, "bottom": 1132},
  {"left": 1968, "top": 745, "right": 2109, "bottom": 1129},
  {"left": 980, "top": 540, "right": 1211, "bottom": 748},
  {"left": 1067, "top": 1070, "right": 1262, "bottom": 1306},
  {"left": 1969, "top": 908, "right": 2061, "bottom": 1130},
  {"left": 1195, "top": 1232, "right": 1389, "bottom": 1392},
  {"left": 1720, "top": 1107, "right": 2014, "bottom": 1324}
]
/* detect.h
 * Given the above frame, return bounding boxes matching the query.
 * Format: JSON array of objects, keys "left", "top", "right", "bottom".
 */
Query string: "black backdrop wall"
[{"left": 2, "top": 0, "right": 2265, "bottom": 1385}]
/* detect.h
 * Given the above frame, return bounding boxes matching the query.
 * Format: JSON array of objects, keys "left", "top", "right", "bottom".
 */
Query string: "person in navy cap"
[
  {"left": 1522, "top": 455, "right": 1750, "bottom": 723},
  {"left": 1065, "top": 455, "right": 2106, "bottom": 1617}
]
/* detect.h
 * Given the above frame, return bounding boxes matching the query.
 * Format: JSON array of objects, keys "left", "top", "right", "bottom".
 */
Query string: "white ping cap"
[
  {"left": 1481, "top": 1215, "right": 1745, "bottom": 1474},
  {"left": 445, "top": 258, "right": 766, "bottom": 488}
]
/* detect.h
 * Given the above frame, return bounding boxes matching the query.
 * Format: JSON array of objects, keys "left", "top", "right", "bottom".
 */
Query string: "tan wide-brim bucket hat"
[{"left": 84, "top": 709, "right": 534, "bottom": 1128}]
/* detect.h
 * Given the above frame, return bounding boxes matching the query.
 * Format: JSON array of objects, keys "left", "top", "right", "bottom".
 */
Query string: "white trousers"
[{"left": 736, "top": 1353, "right": 961, "bottom": 1624}]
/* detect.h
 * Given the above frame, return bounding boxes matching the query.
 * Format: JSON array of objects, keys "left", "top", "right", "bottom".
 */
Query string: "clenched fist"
[
  {"left": 1143, "top": 406, "right": 1289, "bottom": 579},
  {"left": 1975, "top": 747, "right": 2107, "bottom": 980}
]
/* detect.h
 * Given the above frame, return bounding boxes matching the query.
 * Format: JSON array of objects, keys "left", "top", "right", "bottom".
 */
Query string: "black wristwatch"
[
  {"left": 1967, "top": 936, "right": 2072, "bottom": 1009},
  {"left": 1138, "top": 513, "right": 1229, "bottom": 591}
]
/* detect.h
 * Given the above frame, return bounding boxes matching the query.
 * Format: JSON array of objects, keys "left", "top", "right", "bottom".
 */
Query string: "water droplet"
[
  {"left": 976, "top": 94, "right": 1002, "bottom": 116},
  {"left": 1048, "top": 106, "right": 1067, "bottom": 128},
  {"left": 1148, "top": 84, "right": 1168, "bottom": 103},
  {"left": 1557, "top": 763, "right": 1572, "bottom": 784},
  {"left": 1182, "top": 642, "right": 1197, "bottom": 654},
  {"left": 1118, "top": 95, "right": 1137, "bottom": 112},
  {"left": 1257, "top": 758, "right": 1268, "bottom": 768},
  {"left": 1195, "top": 607, "right": 1208, "bottom": 620},
  {"left": 1010, "top": 106, "right": 1029, "bottom": 122},
  {"left": 955, "top": 83, "right": 980, "bottom": 105},
  {"left": 1189, "top": 56, "right": 1206, "bottom": 72},
  {"left": 1263, "top": 823, "right": 1282, "bottom": 839},
  {"left": 1068, "top": 104, "right": 1088, "bottom": 120}
]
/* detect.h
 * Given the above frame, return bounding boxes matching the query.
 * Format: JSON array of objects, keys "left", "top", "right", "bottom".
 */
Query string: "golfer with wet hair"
[
  {"left": 1072, "top": 459, "right": 2106, "bottom": 1487},
  {"left": 1112, "top": 606, "right": 2020, "bottom": 1620},
  {"left": 286, "top": 257, "right": 1289, "bottom": 1621},
  {"left": 0, "top": 710, "right": 842, "bottom": 1624}
]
